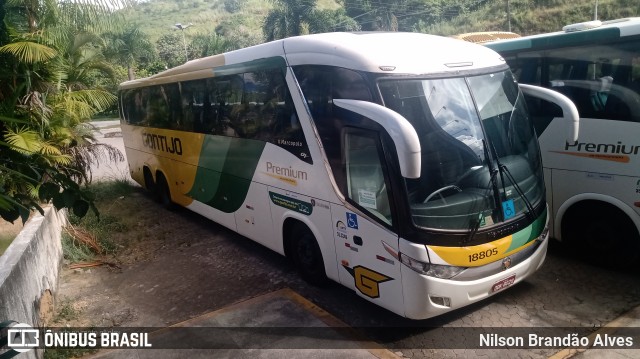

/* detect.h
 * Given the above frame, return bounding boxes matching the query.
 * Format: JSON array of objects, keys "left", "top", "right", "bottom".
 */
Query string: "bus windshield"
[{"left": 379, "top": 70, "right": 544, "bottom": 231}]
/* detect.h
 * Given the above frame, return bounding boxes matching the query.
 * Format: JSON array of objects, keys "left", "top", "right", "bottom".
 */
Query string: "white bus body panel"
[{"left": 537, "top": 117, "right": 640, "bottom": 239}]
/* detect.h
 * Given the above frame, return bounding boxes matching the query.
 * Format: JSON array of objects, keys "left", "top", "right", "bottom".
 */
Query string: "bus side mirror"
[
  {"left": 333, "top": 99, "right": 421, "bottom": 179},
  {"left": 519, "top": 83, "right": 580, "bottom": 143}
]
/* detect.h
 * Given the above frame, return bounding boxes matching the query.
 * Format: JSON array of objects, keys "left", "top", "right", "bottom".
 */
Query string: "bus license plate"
[{"left": 491, "top": 275, "right": 516, "bottom": 293}]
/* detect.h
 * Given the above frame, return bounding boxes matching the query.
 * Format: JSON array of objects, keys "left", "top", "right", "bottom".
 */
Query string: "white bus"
[
  {"left": 119, "top": 32, "right": 577, "bottom": 319},
  {"left": 486, "top": 18, "right": 640, "bottom": 266}
]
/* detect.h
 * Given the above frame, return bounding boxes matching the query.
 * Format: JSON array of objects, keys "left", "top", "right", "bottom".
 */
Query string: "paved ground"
[
  {"left": 87, "top": 289, "right": 399, "bottom": 359},
  {"left": 90, "top": 120, "right": 129, "bottom": 182}
]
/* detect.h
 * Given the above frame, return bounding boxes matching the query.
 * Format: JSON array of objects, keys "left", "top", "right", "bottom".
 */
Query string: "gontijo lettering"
[{"left": 142, "top": 132, "right": 183, "bottom": 155}]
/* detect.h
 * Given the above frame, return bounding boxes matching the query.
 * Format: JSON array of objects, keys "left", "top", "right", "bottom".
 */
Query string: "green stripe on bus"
[
  {"left": 187, "top": 136, "right": 232, "bottom": 203},
  {"left": 507, "top": 207, "right": 547, "bottom": 252},
  {"left": 488, "top": 27, "right": 621, "bottom": 53},
  {"left": 196, "top": 138, "right": 265, "bottom": 213}
]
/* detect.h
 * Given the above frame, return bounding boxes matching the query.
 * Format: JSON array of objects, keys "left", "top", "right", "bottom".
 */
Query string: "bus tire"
[
  {"left": 290, "top": 223, "right": 328, "bottom": 286},
  {"left": 143, "top": 168, "right": 156, "bottom": 194},
  {"left": 562, "top": 201, "right": 640, "bottom": 267},
  {"left": 155, "top": 173, "right": 175, "bottom": 210}
]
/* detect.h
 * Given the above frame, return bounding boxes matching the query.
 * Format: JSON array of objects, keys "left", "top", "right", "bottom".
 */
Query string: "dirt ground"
[{"left": 54, "top": 186, "right": 315, "bottom": 329}]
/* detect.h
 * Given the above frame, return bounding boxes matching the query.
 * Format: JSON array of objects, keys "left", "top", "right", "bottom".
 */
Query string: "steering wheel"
[
  {"left": 457, "top": 165, "right": 483, "bottom": 183},
  {"left": 423, "top": 185, "right": 462, "bottom": 204}
]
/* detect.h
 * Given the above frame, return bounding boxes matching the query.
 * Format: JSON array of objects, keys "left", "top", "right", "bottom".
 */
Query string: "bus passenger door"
[{"left": 333, "top": 129, "right": 404, "bottom": 315}]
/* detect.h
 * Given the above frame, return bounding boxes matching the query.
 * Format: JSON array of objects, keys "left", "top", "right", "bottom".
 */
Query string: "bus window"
[{"left": 345, "top": 131, "right": 392, "bottom": 225}]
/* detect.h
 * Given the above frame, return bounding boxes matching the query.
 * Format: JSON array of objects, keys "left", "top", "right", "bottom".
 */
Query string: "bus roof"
[
  {"left": 120, "top": 32, "right": 505, "bottom": 90},
  {"left": 486, "top": 17, "right": 640, "bottom": 53}
]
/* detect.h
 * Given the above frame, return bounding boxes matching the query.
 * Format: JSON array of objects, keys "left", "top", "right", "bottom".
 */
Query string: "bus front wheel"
[
  {"left": 562, "top": 201, "right": 640, "bottom": 267},
  {"left": 155, "top": 173, "right": 175, "bottom": 210},
  {"left": 290, "top": 224, "right": 328, "bottom": 286}
]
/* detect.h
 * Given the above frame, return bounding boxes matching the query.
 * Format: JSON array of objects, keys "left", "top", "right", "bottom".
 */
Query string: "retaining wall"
[{"left": 0, "top": 207, "right": 67, "bottom": 359}]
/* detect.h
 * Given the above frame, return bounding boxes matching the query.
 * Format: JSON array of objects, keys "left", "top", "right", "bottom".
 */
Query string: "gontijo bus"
[
  {"left": 118, "top": 32, "right": 578, "bottom": 319},
  {"left": 486, "top": 18, "right": 640, "bottom": 266}
]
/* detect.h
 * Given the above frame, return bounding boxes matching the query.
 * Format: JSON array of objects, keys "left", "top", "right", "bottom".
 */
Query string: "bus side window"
[
  {"left": 206, "top": 78, "right": 224, "bottom": 135},
  {"left": 331, "top": 68, "right": 372, "bottom": 101},
  {"left": 123, "top": 89, "right": 142, "bottom": 125},
  {"left": 345, "top": 131, "right": 392, "bottom": 225},
  {"left": 146, "top": 86, "right": 170, "bottom": 129},
  {"left": 226, "top": 75, "right": 245, "bottom": 137},
  {"left": 213, "top": 77, "right": 238, "bottom": 137},
  {"left": 177, "top": 82, "right": 193, "bottom": 132},
  {"left": 165, "top": 83, "right": 184, "bottom": 130}
]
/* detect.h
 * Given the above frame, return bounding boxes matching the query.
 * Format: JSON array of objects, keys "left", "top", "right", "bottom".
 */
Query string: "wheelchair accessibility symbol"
[
  {"left": 346, "top": 212, "right": 358, "bottom": 229},
  {"left": 502, "top": 199, "right": 516, "bottom": 220}
]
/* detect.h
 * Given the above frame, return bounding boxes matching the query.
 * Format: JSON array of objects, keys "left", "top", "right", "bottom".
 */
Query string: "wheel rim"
[{"left": 296, "top": 235, "right": 316, "bottom": 271}]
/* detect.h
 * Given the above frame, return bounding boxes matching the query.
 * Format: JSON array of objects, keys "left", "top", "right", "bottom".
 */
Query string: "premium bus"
[
  {"left": 119, "top": 32, "right": 578, "bottom": 319},
  {"left": 486, "top": 18, "right": 640, "bottom": 266}
]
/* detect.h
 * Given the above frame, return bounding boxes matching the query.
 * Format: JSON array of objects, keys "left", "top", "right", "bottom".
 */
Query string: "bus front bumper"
[{"left": 401, "top": 235, "right": 548, "bottom": 320}]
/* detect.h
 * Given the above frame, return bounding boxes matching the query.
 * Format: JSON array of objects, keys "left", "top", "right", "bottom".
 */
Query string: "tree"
[
  {"left": 262, "top": 0, "right": 317, "bottom": 41},
  {"left": 0, "top": 0, "right": 128, "bottom": 223},
  {"left": 190, "top": 32, "right": 235, "bottom": 58},
  {"left": 103, "top": 24, "right": 155, "bottom": 81},
  {"left": 156, "top": 32, "right": 186, "bottom": 69},
  {"left": 307, "top": 8, "right": 360, "bottom": 33}
]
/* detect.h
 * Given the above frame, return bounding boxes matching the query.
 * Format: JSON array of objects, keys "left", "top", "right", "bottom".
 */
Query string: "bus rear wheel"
[
  {"left": 290, "top": 224, "right": 328, "bottom": 286},
  {"left": 562, "top": 201, "right": 640, "bottom": 267}
]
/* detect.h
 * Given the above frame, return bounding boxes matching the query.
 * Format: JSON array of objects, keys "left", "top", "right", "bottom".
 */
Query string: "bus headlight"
[{"left": 399, "top": 253, "right": 465, "bottom": 279}]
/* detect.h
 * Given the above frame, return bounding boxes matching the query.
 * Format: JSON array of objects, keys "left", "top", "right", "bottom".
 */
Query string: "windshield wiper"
[
  {"left": 489, "top": 142, "right": 536, "bottom": 220},
  {"left": 464, "top": 140, "right": 501, "bottom": 244}
]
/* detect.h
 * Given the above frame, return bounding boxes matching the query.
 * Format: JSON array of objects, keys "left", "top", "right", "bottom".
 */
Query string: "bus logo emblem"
[
  {"left": 501, "top": 257, "right": 512, "bottom": 271},
  {"left": 343, "top": 265, "right": 393, "bottom": 299}
]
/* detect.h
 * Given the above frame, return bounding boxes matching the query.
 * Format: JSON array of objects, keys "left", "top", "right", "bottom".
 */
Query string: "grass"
[
  {"left": 43, "top": 301, "right": 99, "bottom": 359},
  {"left": 0, "top": 219, "right": 24, "bottom": 256},
  {"left": 61, "top": 180, "right": 136, "bottom": 263},
  {"left": 53, "top": 301, "right": 80, "bottom": 323},
  {"left": 0, "top": 234, "right": 14, "bottom": 256}
]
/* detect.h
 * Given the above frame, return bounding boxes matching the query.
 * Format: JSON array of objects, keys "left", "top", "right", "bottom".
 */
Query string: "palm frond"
[
  {"left": 4, "top": 127, "right": 44, "bottom": 154},
  {"left": 63, "top": 89, "right": 117, "bottom": 113},
  {"left": 0, "top": 41, "right": 57, "bottom": 64},
  {"left": 40, "top": 141, "right": 64, "bottom": 156}
]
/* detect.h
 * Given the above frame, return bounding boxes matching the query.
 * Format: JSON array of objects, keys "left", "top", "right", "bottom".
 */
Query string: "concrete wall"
[{"left": 0, "top": 207, "right": 66, "bottom": 359}]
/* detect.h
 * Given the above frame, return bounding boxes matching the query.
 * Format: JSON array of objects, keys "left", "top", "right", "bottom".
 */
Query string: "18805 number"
[{"left": 468, "top": 248, "right": 498, "bottom": 262}]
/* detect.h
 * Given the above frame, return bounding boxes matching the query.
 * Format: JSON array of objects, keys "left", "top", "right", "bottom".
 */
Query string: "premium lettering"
[
  {"left": 565, "top": 140, "right": 640, "bottom": 155},
  {"left": 142, "top": 133, "right": 183, "bottom": 155},
  {"left": 266, "top": 162, "right": 308, "bottom": 181}
]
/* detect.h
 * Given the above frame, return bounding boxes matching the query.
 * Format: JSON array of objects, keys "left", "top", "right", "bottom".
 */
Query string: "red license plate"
[{"left": 491, "top": 274, "right": 516, "bottom": 293}]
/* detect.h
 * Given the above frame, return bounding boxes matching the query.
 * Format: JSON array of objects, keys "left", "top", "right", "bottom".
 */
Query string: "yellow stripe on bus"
[
  {"left": 124, "top": 124, "right": 206, "bottom": 206},
  {"left": 429, "top": 235, "right": 517, "bottom": 267}
]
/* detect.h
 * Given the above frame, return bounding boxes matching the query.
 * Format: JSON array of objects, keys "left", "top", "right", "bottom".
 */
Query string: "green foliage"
[
  {"left": 224, "top": 0, "right": 246, "bottom": 13},
  {"left": 419, "top": 0, "right": 638, "bottom": 36},
  {"left": 0, "top": 0, "right": 130, "bottom": 223},
  {"left": 190, "top": 32, "right": 236, "bottom": 58},
  {"left": 156, "top": 32, "right": 188, "bottom": 68},
  {"left": 60, "top": 181, "right": 133, "bottom": 263},
  {"left": 61, "top": 232, "right": 96, "bottom": 263}
]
